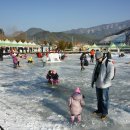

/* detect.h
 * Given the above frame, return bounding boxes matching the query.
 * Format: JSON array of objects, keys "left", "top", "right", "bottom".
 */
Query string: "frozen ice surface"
[{"left": 0, "top": 53, "right": 130, "bottom": 130}]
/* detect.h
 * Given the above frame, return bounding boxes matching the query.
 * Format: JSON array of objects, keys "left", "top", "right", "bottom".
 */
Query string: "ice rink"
[{"left": 0, "top": 53, "right": 130, "bottom": 130}]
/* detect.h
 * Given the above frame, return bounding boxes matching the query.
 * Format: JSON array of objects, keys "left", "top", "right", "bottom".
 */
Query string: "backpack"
[
  {"left": 105, "top": 59, "right": 116, "bottom": 80},
  {"left": 80, "top": 53, "right": 86, "bottom": 60},
  {"left": 84, "top": 59, "right": 89, "bottom": 66}
]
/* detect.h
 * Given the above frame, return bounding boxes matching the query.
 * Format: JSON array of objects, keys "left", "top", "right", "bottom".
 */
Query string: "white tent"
[{"left": 109, "top": 42, "right": 117, "bottom": 49}]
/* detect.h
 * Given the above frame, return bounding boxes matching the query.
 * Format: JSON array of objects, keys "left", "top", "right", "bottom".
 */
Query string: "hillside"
[
  {"left": 2, "top": 20, "right": 130, "bottom": 44},
  {"left": 0, "top": 28, "right": 5, "bottom": 39},
  {"left": 64, "top": 20, "right": 130, "bottom": 40},
  {"left": 100, "top": 27, "right": 130, "bottom": 44},
  {"left": 17, "top": 20, "right": 130, "bottom": 43},
  {"left": 0, "top": 28, "right": 4, "bottom": 35},
  {"left": 14, "top": 28, "right": 93, "bottom": 43}
]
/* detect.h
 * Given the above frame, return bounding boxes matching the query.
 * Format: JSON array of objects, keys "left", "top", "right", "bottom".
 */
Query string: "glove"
[
  {"left": 91, "top": 81, "right": 95, "bottom": 88},
  {"left": 82, "top": 95, "right": 85, "bottom": 99}
]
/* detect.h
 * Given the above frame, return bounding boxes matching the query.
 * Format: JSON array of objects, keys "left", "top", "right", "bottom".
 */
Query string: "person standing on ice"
[
  {"left": 91, "top": 51, "right": 115, "bottom": 120},
  {"left": 68, "top": 87, "right": 85, "bottom": 123},
  {"left": 80, "top": 52, "right": 87, "bottom": 70},
  {"left": 89, "top": 49, "right": 95, "bottom": 63},
  {"left": 41, "top": 53, "right": 47, "bottom": 67},
  {"left": 16, "top": 53, "right": 21, "bottom": 67},
  {"left": 0, "top": 47, "right": 3, "bottom": 61},
  {"left": 12, "top": 53, "right": 18, "bottom": 68}
]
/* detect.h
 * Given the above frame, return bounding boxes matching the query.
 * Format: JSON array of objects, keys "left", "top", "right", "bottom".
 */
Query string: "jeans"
[{"left": 96, "top": 87, "right": 109, "bottom": 115}]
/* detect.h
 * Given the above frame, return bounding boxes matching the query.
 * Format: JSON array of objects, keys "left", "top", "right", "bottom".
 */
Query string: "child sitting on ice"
[
  {"left": 46, "top": 70, "right": 53, "bottom": 84},
  {"left": 51, "top": 70, "right": 59, "bottom": 85},
  {"left": 27, "top": 57, "right": 34, "bottom": 63},
  {"left": 68, "top": 87, "right": 85, "bottom": 123},
  {"left": 46, "top": 70, "right": 59, "bottom": 85}
]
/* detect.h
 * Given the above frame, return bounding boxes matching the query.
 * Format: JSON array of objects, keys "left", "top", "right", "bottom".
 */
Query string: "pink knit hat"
[{"left": 75, "top": 87, "right": 81, "bottom": 93}]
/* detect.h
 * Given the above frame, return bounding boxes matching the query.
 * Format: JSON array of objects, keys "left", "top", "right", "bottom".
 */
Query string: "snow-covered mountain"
[
  {"left": 64, "top": 20, "right": 130, "bottom": 40},
  {"left": 100, "top": 27, "right": 130, "bottom": 45}
]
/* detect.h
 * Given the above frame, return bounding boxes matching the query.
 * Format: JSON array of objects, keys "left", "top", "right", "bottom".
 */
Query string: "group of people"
[
  {"left": 80, "top": 49, "right": 112, "bottom": 70},
  {"left": 10, "top": 52, "right": 29, "bottom": 68},
  {"left": 69, "top": 50, "right": 115, "bottom": 123},
  {"left": 80, "top": 49, "right": 96, "bottom": 70},
  {"left": 46, "top": 70, "right": 59, "bottom": 85}
]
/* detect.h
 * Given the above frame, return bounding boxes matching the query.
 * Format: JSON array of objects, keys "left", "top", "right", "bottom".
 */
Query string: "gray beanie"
[{"left": 96, "top": 51, "right": 103, "bottom": 59}]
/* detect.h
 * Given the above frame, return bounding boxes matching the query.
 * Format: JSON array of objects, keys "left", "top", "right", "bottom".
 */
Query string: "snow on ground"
[{"left": 0, "top": 53, "right": 130, "bottom": 130}]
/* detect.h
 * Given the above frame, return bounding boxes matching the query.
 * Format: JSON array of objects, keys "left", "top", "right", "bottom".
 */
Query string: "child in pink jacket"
[
  {"left": 68, "top": 87, "right": 85, "bottom": 123},
  {"left": 12, "top": 53, "right": 18, "bottom": 68}
]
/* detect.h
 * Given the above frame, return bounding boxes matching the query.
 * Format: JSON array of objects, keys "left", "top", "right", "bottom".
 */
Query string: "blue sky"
[{"left": 0, "top": 0, "right": 130, "bottom": 34}]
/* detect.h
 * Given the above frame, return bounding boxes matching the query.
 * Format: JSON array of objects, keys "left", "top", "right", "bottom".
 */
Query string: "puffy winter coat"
[
  {"left": 12, "top": 55, "right": 18, "bottom": 64},
  {"left": 91, "top": 57, "right": 115, "bottom": 88},
  {"left": 68, "top": 93, "right": 85, "bottom": 116}
]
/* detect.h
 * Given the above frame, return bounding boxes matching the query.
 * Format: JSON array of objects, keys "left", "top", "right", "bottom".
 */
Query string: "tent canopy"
[
  {"left": 90, "top": 43, "right": 100, "bottom": 50},
  {"left": 109, "top": 42, "right": 117, "bottom": 49},
  {"left": 0, "top": 40, "right": 40, "bottom": 47}
]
